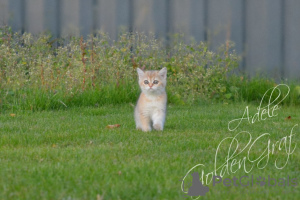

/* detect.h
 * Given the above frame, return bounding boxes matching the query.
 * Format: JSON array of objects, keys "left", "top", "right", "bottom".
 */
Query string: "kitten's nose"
[{"left": 149, "top": 84, "right": 153, "bottom": 88}]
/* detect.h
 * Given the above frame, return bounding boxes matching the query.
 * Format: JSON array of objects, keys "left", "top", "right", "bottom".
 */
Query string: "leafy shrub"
[{"left": 0, "top": 26, "right": 242, "bottom": 111}]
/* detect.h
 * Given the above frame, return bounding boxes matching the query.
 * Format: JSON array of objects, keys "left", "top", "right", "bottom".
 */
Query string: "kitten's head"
[{"left": 137, "top": 67, "right": 167, "bottom": 94}]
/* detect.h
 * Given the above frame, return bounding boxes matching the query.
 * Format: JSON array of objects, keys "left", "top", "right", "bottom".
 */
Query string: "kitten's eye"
[
  {"left": 153, "top": 80, "right": 159, "bottom": 84},
  {"left": 144, "top": 80, "right": 149, "bottom": 84}
]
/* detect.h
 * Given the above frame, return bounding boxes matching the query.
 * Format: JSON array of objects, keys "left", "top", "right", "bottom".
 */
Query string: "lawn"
[{"left": 0, "top": 102, "right": 299, "bottom": 200}]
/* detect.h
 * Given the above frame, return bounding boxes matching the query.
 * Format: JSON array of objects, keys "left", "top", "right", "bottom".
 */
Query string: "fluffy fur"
[{"left": 134, "top": 67, "right": 167, "bottom": 132}]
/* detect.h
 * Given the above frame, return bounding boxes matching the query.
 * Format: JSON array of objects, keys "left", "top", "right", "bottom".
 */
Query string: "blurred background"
[{"left": 0, "top": 0, "right": 299, "bottom": 79}]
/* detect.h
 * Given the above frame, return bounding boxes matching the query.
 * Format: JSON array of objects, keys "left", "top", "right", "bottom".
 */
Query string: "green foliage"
[
  {"left": 228, "top": 75, "right": 300, "bottom": 106},
  {"left": 0, "top": 26, "right": 299, "bottom": 111},
  {"left": 0, "top": 26, "right": 240, "bottom": 111}
]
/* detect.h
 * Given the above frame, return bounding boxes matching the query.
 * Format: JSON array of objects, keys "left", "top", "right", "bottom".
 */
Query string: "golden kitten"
[{"left": 135, "top": 67, "right": 167, "bottom": 132}]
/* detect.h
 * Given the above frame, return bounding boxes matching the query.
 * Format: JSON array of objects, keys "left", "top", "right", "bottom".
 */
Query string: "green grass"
[{"left": 0, "top": 103, "right": 299, "bottom": 199}]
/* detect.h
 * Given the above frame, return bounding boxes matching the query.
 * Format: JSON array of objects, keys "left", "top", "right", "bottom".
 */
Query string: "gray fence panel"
[
  {"left": 61, "top": 0, "right": 80, "bottom": 37},
  {"left": 229, "top": 0, "right": 244, "bottom": 55},
  {"left": 98, "top": 0, "right": 117, "bottom": 39},
  {"left": 79, "top": 0, "right": 93, "bottom": 37},
  {"left": 245, "top": 0, "right": 282, "bottom": 78},
  {"left": 171, "top": 0, "right": 191, "bottom": 42},
  {"left": 0, "top": 0, "right": 9, "bottom": 26},
  {"left": 8, "top": 0, "right": 23, "bottom": 32},
  {"left": 132, "top": 0, "right": 167, "bottom": 39},
  {"left": 116, "top": 0, "right": 130, "bottom": 33},
  {"left": 26, "top": 0, "right": 44, "bottom": 34},
  {"left": 44, "top": 0, "right": 59, "bottom": 38},
  {"left": 189, "top": 0, "right": 205, "bottom": 42},
  {"left": 207, "top": 0, "right": 243, "bottom": 54},
  {"left": 285, "top": 0, "right": 300, "bottom": 79},
  {"left": 152, "top": 0, "right": 167, "bottom": 38},
  {"left": 134, "top": 0, "right": 154, "bottom": 34}
]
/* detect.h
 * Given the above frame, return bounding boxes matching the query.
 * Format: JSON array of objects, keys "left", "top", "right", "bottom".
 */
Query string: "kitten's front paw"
[
  {"left": 137, "top": 126, "right": 151, "bottom": 132},
  {"left": 153, "top": 124, "right": 163, "bottom": 131},
  {"left": 142, "top": 127, "right": 152, "bottom": 132}
]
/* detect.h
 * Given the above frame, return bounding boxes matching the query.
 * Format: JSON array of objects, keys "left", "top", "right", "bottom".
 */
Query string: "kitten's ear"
[
  {"left": 158, "top": 67, "right": 167, "bottom": 79},
  {"left": 137, "top": 68, "right": 144, "bottom": 78}
]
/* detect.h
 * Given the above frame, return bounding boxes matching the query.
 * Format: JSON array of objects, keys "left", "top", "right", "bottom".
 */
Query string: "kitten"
[{"left": 135, "top": 67, "right": 167, "bottom": 132}]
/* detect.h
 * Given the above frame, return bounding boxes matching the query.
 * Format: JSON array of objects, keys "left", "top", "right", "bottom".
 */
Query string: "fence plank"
[
  {"left": 8, "top": 0, "right": 24, "bottom": 32},
  {"left": 97, "top": 0, "right": 117, "bottom": 39},
  {"left": 207, "top": 0, "right": 243, "bottom": 54},
  {"left": 26, "top": 0, "right": 44, "bottom": 35},
  {"left": 0, "top": 0, "right": 9, "bottom": 26},
  {"left": 79, "top": 0, "right": 93, "bottom": 37},
  {"left": 116, "top": 0, "right": 130, "bottom": 33},
  {"left": 229, "top": 0, "right": 244, "bottom": 55},
  {"left": 245, "top": 0, "right": 282, "bottom": 78},
  {"left": 134, "top": 0, "right": 154, "bottom": 34},
  {"left": 284, "top": 0, "right": 300, "bottom": 79},
  {"left": 171, "top": 0, "right": 191, "bottom": 42},
  {"left": 44, "top": 0, "right": 59, "bottom": 38},
  {"left": 152, "top": 0, "right": 167, "bottom": 38},
  {"left": 189, "top": 0, "right": 205, "bottom": 42},
  {"left": 134, "top": 0, "right": 154, "bottom": 33},
  {"left": 132, "top": 0, "right": 167, "bottom": 39},
  {"left": 61, "top": 0, "right": 80, "bottom": 37}
]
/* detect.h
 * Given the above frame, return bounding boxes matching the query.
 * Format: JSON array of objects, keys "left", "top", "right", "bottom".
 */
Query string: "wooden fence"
[{"left": 0, "top": 0, "right": 299, "bottom": 79}]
